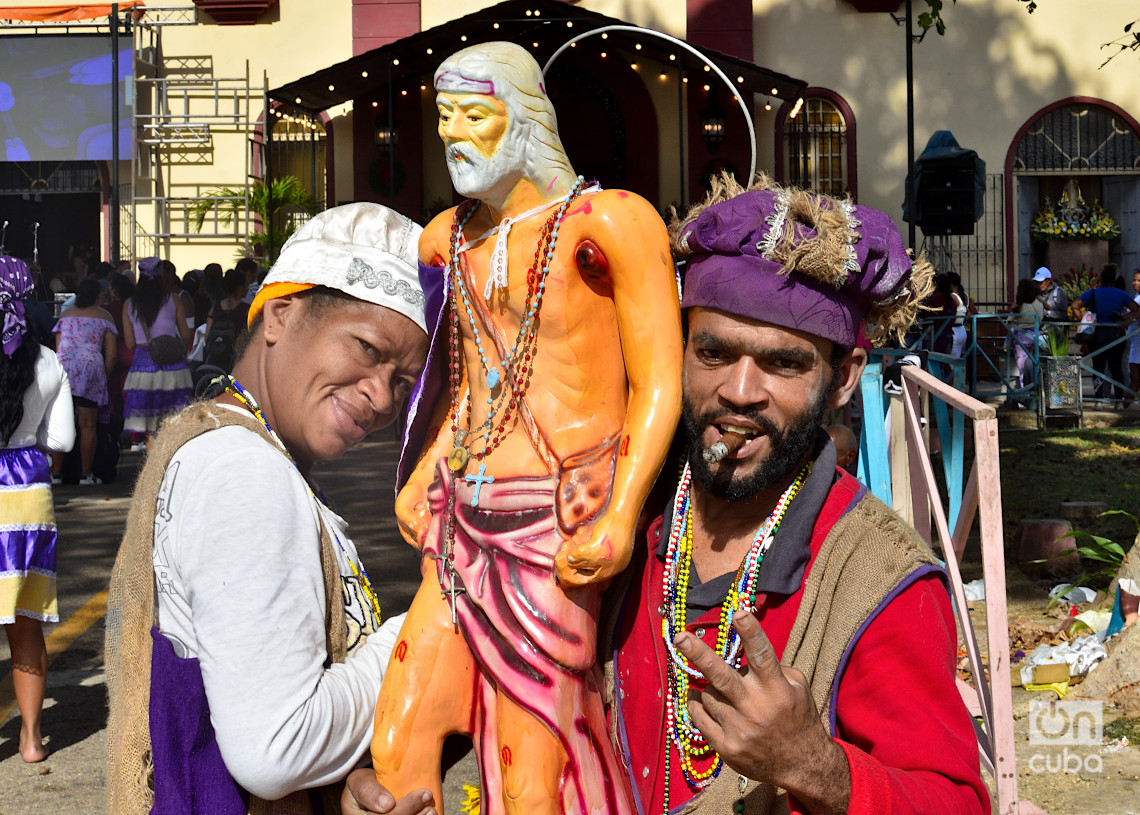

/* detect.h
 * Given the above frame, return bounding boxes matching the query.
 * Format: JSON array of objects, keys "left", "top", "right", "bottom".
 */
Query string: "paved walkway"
[{"left": 0, "top": 428, "right": 478, "bottom": 813}]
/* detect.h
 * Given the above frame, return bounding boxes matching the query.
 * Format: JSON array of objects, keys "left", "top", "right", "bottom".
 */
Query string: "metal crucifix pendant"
[{"left": 441, "top": 563, "right": 466, "bottom": 628}]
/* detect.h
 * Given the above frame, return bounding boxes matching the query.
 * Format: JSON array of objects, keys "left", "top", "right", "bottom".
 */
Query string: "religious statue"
[{"left": 372, "top": 42, "right": 683, "bottom": 814}]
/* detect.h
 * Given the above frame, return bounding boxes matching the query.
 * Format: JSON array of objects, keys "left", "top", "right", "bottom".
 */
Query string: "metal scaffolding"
[{"left": 132, "top": 8, "right": 266, "bottom": 261}]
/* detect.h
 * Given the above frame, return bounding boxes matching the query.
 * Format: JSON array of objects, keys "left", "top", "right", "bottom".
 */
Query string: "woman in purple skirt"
[
  {"left": 122, "top": 257, "right": 192, "bottom": 439},
  {"left": 0, "top": 255, "right": 76, "bottom": 762},
  {"left": 52, "top": 277, "right": 117, "bottom": 484}
]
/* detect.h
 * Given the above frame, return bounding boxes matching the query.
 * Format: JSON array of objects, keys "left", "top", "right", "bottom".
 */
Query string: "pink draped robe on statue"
[{"left": 421, "top": 459, "right": 632, "bottom": 815}]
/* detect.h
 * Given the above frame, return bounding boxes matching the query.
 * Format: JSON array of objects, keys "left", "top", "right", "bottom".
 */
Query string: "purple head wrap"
[
  {"left": 0, "top": 256, "right": 34, "bottom": 357},
  {"left": 138, "top": 256, "right": 163, "bottom": 279},
  {"left": 680, "top": 188, "right": 917, "bottom": 348}
]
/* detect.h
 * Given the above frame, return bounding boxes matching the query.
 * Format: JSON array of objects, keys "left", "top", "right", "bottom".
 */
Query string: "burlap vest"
[
  {"left": 604, "top": 489, "right": 943, "bottom": 815},
  {"left": 104, "top": 402, "right": 347, "bottom": 815}
]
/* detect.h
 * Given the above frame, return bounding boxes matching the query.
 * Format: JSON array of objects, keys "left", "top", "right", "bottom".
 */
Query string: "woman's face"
[{"left": 261, "top": 295, "right": 428, "bottom": 472}]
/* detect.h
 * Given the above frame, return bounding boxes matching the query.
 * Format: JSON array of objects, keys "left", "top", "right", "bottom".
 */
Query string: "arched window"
[
  {"left": 783, "top": 96, "right": 848, "bottom": 196},
  {"left": 1014, "top": 102, "right": 1140, "bottom": 173}
]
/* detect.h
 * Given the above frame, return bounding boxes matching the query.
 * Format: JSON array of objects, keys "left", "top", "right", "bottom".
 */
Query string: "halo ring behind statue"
[{"left": 543, "top": 26, "right": 759, "bottom": 187}]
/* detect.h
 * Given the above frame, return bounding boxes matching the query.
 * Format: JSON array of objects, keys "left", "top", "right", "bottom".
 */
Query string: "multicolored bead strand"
[
  {"left": 660, "top": 458, "right": 812, "bottom": 808},
  {"left": 440, "top": 180, "right": 587, "bottom": 599},
  {"left": 446, "top": 177, "right": 586, "bottom": 482}
]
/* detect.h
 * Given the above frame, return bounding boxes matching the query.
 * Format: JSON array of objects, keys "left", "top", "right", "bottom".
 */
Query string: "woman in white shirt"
[
  {"left": 0, "top": 255, "right": 76, "bottom": 763},
  {"left": 106, "top": 205, "right": 435, "bottom": 815}
]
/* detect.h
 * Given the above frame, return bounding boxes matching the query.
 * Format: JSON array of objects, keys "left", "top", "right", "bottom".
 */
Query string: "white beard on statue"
[{"left": 444, "top": 123, "right": 528, "bottom": 202}]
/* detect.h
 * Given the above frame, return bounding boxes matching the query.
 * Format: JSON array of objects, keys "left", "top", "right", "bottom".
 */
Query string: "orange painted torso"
[{"left": 422, "top": 190, "right": 657, "bottom": 479}]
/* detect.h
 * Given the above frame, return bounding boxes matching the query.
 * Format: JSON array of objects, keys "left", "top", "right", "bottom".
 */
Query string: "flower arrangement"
[
  {"left": 1060, "top": 264, "right": 1100, "bottom": 307},
  {"left": 1030, "top": 181, "right": 1121, "bottom": 242}
]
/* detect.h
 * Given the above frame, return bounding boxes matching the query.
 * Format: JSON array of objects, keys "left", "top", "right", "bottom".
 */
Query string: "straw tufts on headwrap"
[
  {"left": 673, "top": 172, "right": 931, "bottom": 348},
  {"left": 864, "top": 252, "right": 934, "bottom": 346},
  {"left": 674, "top": 173, "right": 856, "bottom": 288}
]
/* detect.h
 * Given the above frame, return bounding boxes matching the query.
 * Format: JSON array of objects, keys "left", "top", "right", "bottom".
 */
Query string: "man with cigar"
[{"left": 604, "top": 175, "right": 989, "bottom": 815}]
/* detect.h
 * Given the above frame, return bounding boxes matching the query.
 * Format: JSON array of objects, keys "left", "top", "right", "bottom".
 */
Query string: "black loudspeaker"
[{"left": 916, "top": 163, "right": 980, "bottom": 236}]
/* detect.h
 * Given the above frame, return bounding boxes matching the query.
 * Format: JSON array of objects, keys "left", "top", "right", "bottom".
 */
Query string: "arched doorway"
[{"left": 1007, "top": 98, "right": 1140, "bottom": 293}]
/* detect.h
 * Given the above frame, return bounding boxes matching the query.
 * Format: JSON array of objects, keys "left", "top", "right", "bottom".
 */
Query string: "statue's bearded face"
[{"left": 436, "top": 90, "right": 526, "bottom": 199}]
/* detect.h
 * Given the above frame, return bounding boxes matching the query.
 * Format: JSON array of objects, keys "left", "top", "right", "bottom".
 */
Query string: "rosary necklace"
[
  {"left": 660, "top": 459, "right": 811, "bottom": 809},
  {"left": 222, "top": 376, "right": 382, "bottom": 625},
  {"left": 436, "top": 178, "right": 586, "bottom": 627}
]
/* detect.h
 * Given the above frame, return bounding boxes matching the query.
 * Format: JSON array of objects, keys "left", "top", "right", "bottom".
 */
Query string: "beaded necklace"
[
  {"left": 437, "top": 179, "right": 586, "bottom": 626},
  {"left": 447, "top": 176, "right": 585, "bottom": 482},
  {"left": 222, "top": 376, "right": 382, "bottom": 624},
  {"left": 660, "top": 458, "right": 811, "bottom": 809}
]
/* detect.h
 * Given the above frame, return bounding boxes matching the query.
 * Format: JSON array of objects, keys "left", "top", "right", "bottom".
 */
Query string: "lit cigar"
[{"left": 702, "top": 430, "right": 749, "bottom": 463}]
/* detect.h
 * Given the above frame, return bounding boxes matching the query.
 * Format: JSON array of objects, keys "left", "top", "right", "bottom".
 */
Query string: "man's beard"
[
  {"left": 445, "top": 132, "right": 526, "bottom": 199},
  {"left": 682, "top": 379, "right": 834, "bottom": 503}
]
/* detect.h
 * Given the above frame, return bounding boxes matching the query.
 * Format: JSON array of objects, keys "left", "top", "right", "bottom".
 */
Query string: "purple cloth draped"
[
  {"left": 0, "top": 527, "right": 56, "bottom": 575},
  {"left": 0, "top": 255, "right": 33, "bottom": 356},
  {"left": 0, "top": 446, "right": 57, "bottom": 622},
  {"left": 149, "top": 627, "right": 248, "bottom": 815},
  {"left": 0, "top": 444, "right": 49, "bottom": 486},
  {"left": 0, "top": 447, "right": 54, "bottom": 593},
  {"left": 397, "top": 261, "right": 449, "bottom": 491}
]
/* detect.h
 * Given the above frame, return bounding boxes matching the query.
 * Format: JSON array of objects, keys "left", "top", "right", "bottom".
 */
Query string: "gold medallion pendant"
[{"left": 447, "top": 445, "right": 469, "bottom": 472}]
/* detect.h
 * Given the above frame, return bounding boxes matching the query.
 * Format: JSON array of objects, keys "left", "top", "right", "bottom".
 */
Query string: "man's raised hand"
[{"left": 673, "top": 609, "right": 851, "bottom": 815}]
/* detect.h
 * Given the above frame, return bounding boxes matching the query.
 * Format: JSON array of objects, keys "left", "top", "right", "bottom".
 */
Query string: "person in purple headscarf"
[
  {"left": 604, "top": 174, "right": 988, "bottom": 815},
  {"left": 121, "top": 257, "right": 192, "bottom": 443},
  {"left": 0, "top": 255, "right": 75, "bottom": 763}
]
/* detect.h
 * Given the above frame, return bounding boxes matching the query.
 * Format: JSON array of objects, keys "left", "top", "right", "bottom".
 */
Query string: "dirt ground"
[{"left": 959, "top": 563, "right": 1140, "bottom": 815}]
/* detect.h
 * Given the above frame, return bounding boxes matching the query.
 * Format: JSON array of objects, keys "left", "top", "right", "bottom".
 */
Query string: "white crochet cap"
[{"left": 259, "top": 203, "right": 426, "bottom": 334}]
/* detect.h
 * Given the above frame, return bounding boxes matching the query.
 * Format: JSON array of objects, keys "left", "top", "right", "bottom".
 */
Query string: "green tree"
[{"left": 189, "top": 175, "right": 318, "bottom": 263}]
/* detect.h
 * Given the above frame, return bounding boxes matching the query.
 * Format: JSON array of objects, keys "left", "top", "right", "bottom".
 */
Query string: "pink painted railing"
[{"left": 893, "top": 365, "right": 1040, "bottom": 815}]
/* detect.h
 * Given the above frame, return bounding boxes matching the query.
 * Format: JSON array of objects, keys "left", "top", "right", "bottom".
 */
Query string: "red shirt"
[{"left": 610, "top": 465, "right": 989, "bottom": 815}]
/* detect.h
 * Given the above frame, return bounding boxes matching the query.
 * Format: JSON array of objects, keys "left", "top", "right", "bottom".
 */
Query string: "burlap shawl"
[{"left": 105, "top": 402, "right": 348, "bottom": 815}]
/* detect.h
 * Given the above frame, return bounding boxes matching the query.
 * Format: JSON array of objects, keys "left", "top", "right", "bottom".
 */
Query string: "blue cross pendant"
[{"left": 465, "top": 462, "right": 495, "bottom": 507}]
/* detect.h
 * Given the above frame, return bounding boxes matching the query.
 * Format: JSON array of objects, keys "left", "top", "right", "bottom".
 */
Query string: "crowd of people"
[
  {"left": 0, "top": 249, "right": 268, "bottom": 771},
  {"left": 915, "top": 261, "right": 1140, "bottom": 408},
  {"left": 10, "top": 253, "right": 266, "bottom": 481}
]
